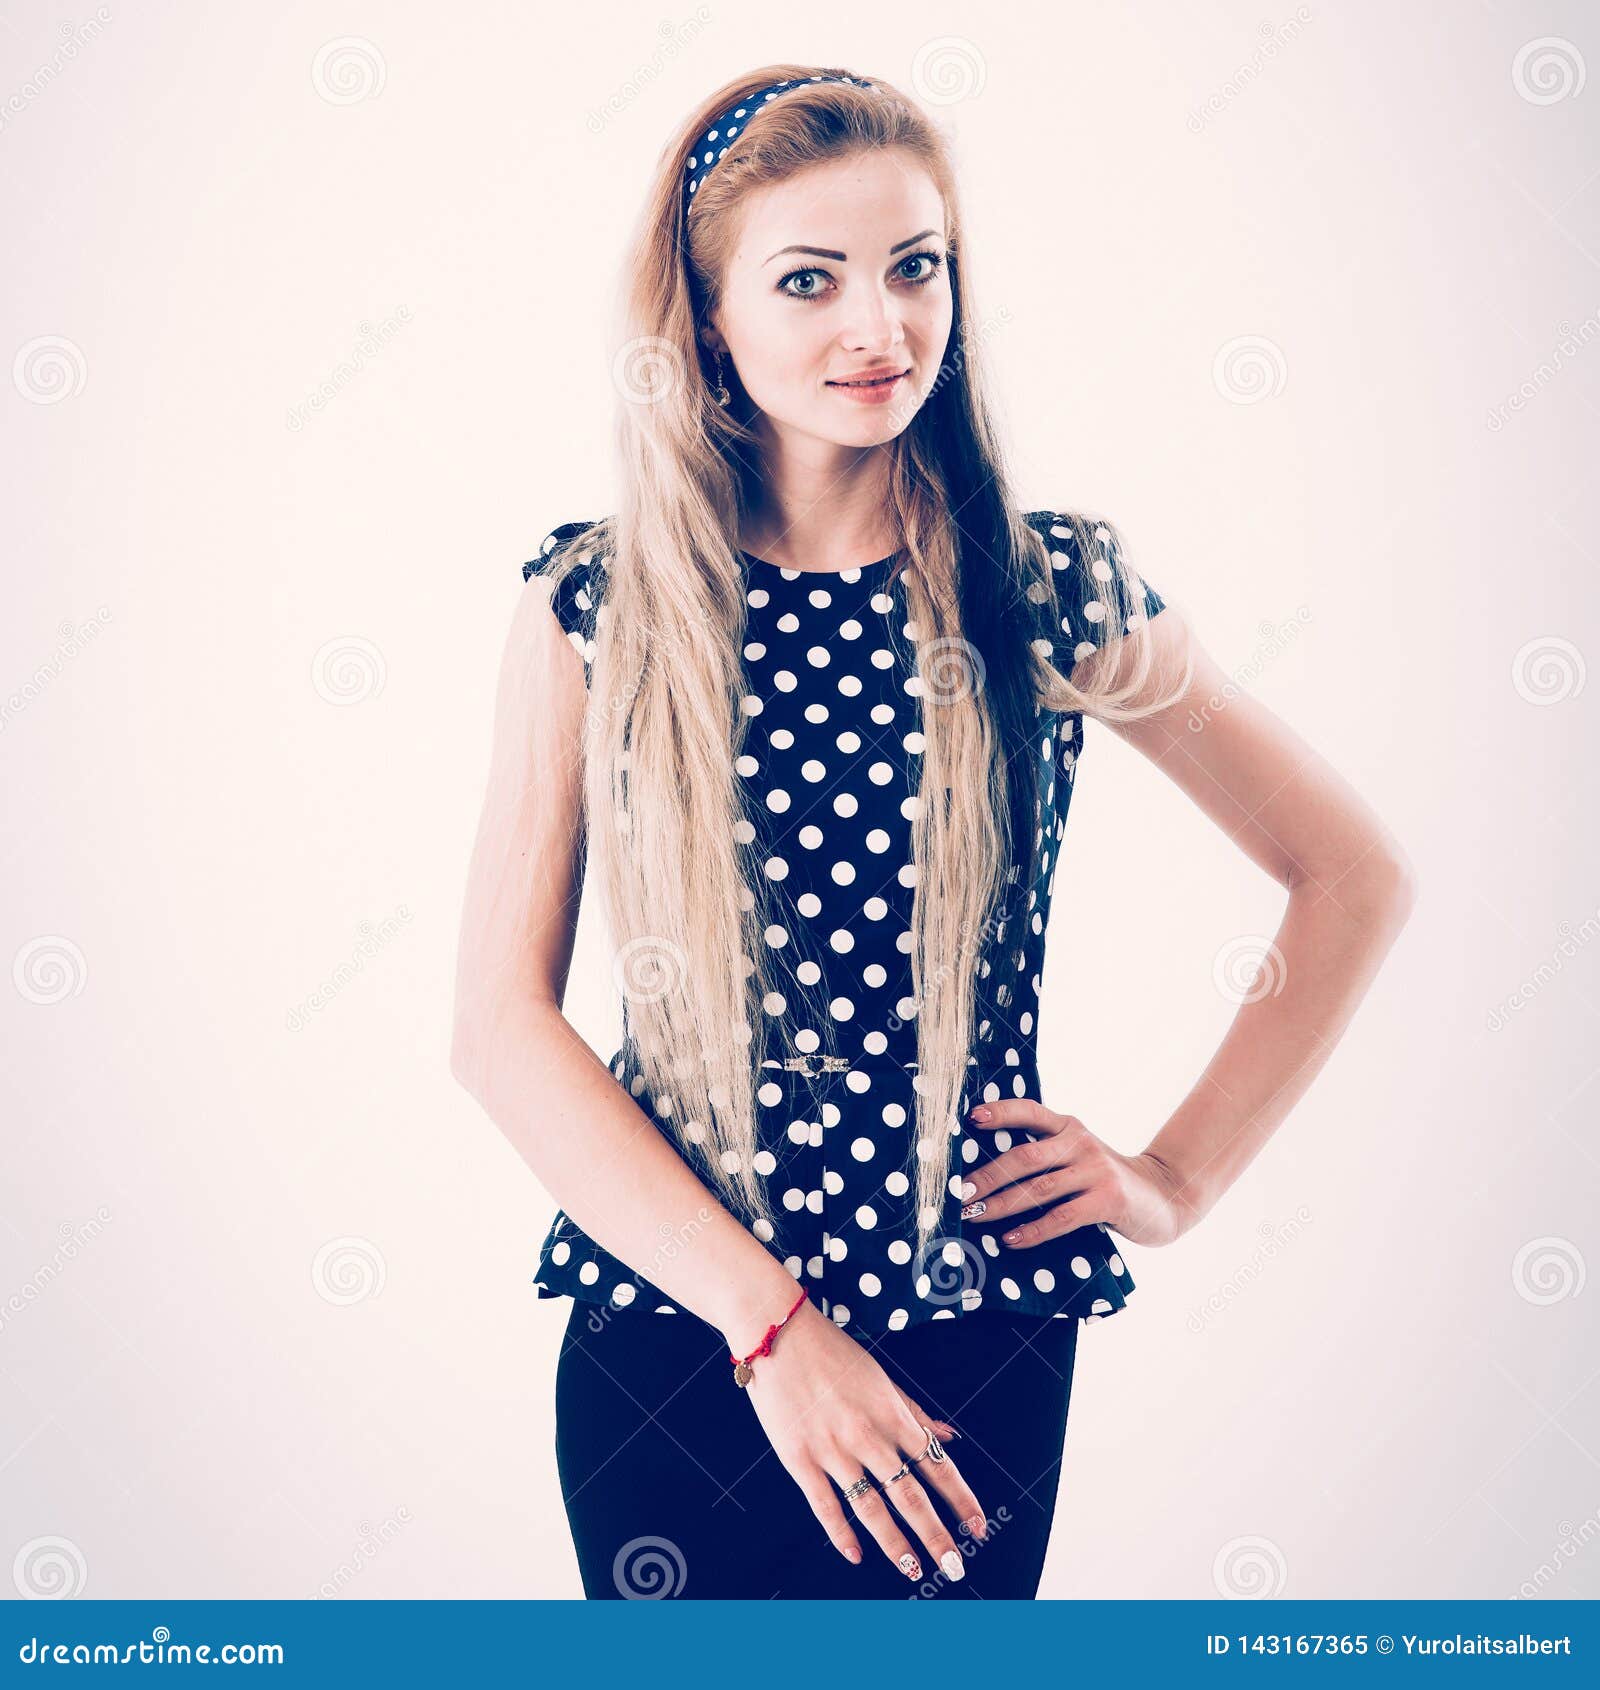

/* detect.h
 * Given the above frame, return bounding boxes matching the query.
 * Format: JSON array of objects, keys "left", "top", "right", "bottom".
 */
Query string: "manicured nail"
[
  {"left": 898, "top": 1551, "right": 921, "bottom": 1579},
  {"left": 940, "top": 1549, "right": 965, "bottom": 1581},
  {"left": 961, "top": 1199, "right": 985, "bottom": 1219},
  {"left": 965, "top": 1515, "right": 988, "bottom": 1540},
  {"left": 959, "top": 1180, "right": 977, "bottom": 1200},
  {"left": 1002, "top": 1230, "right": 1022, "bottom": 1244},
  {"left": 969, "top": 1107, "right": 991, "bottom": 1122},
  {"left": 842, "top": 1544, "right": 861, "bottom": 1564}
]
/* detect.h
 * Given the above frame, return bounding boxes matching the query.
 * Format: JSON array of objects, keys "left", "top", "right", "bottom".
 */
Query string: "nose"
[{"left": 839, "top": 284, "right": 909, "bottom": 355}]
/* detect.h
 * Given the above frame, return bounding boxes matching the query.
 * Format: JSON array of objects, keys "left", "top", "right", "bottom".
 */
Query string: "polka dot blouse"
[{"left": 521, "top": 510, "right": 1168, "bottom": 1334}]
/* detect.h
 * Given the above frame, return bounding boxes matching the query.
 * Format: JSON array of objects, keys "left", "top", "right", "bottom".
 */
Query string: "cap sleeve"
[
  {"left": 522, "top": 520, "right": 607, "bottom": 684},
  {"left": 1037, "top": 511, "right": 1167, "bottom": 666}
]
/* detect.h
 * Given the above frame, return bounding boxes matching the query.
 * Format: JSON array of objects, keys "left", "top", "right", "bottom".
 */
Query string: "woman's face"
[{"left": 705, "top": 148, "right": 954, "bottom": 450}]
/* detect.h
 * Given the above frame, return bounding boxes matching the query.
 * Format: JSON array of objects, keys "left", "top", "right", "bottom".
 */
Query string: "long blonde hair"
[{"left": 541, "top": 64, "right": 1194, "bottom": 1277}]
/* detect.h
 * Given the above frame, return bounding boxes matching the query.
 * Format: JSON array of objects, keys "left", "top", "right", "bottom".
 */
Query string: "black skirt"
[{"left": 553, "top": 1297, "right": 1082, "bottom": 1599}]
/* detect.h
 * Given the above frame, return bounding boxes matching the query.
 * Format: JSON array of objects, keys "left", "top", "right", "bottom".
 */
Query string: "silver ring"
[
  {"left": 885, "top": 1460, "right": 914, "bottom": 1484},
  {"left": 841, "top": 1474, "right": 875, "bottom": 1503},
  {"left": 911, "top": 1425, "right": 947, "bottom": 1465}
]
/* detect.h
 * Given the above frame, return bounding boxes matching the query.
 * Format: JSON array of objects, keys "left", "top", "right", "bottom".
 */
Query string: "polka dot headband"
[{"left": 683, "top": 74, "right": 875, "bottom": 218}]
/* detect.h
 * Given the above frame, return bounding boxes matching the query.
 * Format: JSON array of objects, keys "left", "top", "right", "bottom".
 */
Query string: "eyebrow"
[{"left": 762, "top": 229, "right": 943, "bottom": 266}]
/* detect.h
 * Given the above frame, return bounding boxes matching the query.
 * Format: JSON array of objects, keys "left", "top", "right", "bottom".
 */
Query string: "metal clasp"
[{"left": 781, "top": 1053, "right": 850, "bottom": 1076}]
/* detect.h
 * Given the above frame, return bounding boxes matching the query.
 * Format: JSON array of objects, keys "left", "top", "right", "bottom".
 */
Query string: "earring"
[{"left": 710, "top": 349, "right": 731, "bottom": 408}]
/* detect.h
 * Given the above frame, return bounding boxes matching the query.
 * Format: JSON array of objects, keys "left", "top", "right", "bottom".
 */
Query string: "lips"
[{"left": 827, "top": 369, "right": 907, "bottom": 388}]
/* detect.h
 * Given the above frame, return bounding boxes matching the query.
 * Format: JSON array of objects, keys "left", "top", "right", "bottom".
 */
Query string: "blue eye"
[{"left": 776, "top": 249, "right": 947, "bottom": 302}]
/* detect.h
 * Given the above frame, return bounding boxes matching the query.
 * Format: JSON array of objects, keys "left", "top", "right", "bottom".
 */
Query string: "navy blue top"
[{"left": 521, "top": 510, "right": 1168, "bottom": 1334}]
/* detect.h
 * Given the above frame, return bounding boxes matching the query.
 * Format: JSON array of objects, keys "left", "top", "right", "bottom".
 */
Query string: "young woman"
[{"left": 451, "top": 65, "right": 1416, "bottom": 1601}]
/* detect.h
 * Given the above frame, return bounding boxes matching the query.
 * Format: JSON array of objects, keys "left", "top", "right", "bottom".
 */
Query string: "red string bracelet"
[{"left": 730, "top": 1286, "right": 809, "bottom": 1387}]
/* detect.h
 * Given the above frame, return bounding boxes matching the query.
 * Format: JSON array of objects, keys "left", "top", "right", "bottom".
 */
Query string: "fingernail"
[
  {"left": 969, "top": 1107, "right": 991, "bottom": 1122},
  {"left": 967, "top": 1514, "right": 988, "bottom": 1540},
  {"left": 961, "top": 1200, "right": 985, "bottom": 1219},
  {"left": 1002, "top": 1230, "right": 1021, "bottom": 1244},
  {"left": 959, "top": 1180, "right": 977, "bottom": 1200},
  {"left": 898, "top": 1551, "right": 921, "bottom": 1579},
  {"left": 843, "top": 1544, "right": 861, "bottom": 1564},
  {"left": 940, "top": 1549, "right": 965, "bottom": 1581}
]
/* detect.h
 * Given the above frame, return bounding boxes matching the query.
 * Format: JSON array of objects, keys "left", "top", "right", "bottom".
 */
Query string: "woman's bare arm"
[
  {"left": 448, "top": 574, "right": 804, "bottom": 1351},
  {"left": 1083, "top": 607, "right": 1418, "bottom": 1234}
]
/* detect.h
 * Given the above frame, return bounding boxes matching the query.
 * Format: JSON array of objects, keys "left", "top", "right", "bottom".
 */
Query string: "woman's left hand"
[{"left": 961, "top": 1100, "right": 1193, "bottom": 1248}]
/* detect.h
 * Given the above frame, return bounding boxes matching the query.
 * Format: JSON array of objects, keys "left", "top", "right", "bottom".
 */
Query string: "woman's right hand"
[{"left": 734, "top": 1298, "right": 988, "bottom": 1584}]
